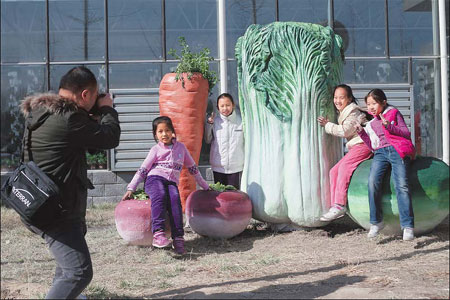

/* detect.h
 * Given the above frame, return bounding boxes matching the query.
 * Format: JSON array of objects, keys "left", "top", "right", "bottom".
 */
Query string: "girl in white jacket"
[{"left": 205, "top": 93, "right": 244, "bottom": 189}]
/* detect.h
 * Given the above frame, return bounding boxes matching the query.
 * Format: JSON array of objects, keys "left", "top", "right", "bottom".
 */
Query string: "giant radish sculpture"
[{"left": 236, "top": 22, "right": 344, "bottom": 227}]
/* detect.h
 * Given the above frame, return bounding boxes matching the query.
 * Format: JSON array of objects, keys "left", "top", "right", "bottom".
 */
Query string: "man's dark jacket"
[{"left": 21, "top": 93, "right": 121, "bottom": 226}]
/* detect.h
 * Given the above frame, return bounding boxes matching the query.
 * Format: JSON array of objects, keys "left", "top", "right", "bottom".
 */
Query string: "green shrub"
[{"left": 168, "top": 36, "right": 218, "bottom": 93}]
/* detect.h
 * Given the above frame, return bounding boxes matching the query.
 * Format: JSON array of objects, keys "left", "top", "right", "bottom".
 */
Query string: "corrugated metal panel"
[
  {"left": 350, "top": 84, "right": 415, "bottom": 144},
  {"left": 110, "top": 89, "right": 160, "bottom": 171}
]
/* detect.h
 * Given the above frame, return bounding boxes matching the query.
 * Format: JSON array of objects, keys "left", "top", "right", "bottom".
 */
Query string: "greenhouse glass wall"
[{"left": 1, "top": 0, "right": 449, "bottom": 173}]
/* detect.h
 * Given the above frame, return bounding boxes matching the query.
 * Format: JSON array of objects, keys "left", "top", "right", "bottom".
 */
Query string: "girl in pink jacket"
[
  {"left": 356, "top": 89, "right": 415, "bottom": 241},
  {"left": 122, "top": 116, "right": 209, "bottom": 254},
  {"left": 317, "top": 84, "right": 373, "bottom": 222}
]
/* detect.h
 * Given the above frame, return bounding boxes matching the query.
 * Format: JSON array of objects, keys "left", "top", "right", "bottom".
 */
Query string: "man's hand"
[{"left": 97, "top": 93, "right": 113, "bottom": 108}]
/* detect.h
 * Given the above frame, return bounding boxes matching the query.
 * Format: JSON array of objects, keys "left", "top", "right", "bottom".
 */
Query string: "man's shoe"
[
  {"left": 367, "top": 222, "right": 385, "bottom": 238},
  {"left": 403, "top": 227, "right": 414, "bottom": 241},
  {"left": 172, "top": 237, "right": 186, "bottom": 255},
  {"left": 320, "top": 205, "right": 347, "bottom": 222},
  {"left": 152, "top": 231, "right": 171, "bottom": 248}
]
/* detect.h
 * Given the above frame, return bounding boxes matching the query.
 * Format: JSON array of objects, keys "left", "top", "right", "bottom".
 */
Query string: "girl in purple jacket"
[
  {"left": 356, "top": 89, "right": 415, "bottom": 241},
  {"left": 122, "top": 116, "right": 209, "bottom": 254}
]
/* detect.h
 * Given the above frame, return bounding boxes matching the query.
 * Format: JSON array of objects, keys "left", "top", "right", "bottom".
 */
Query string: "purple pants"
[
  {"left": 213, "top": 171, "right": 242, "bottom": 189},
  {"left": 144, "top": 175, "right": 183, "bottom": 238}
]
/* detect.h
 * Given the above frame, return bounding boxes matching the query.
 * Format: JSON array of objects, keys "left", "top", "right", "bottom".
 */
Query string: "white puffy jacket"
[
  {"left": 204, "top": 111, "right": 244, "bottom": 174},
  {"left": 324, "top": 102, "right": 368, "bottom": 149}
]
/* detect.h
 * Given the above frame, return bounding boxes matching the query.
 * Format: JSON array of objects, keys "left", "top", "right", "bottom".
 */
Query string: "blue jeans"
[
  {"left": 368, "top": 146, "right": 414, "bottom": 229},
  {"left": 28, "top": 221, "right": 93, "bottom": 299},
  {"left": 145, "top": 175, "right": 184, "bottom": 238}
]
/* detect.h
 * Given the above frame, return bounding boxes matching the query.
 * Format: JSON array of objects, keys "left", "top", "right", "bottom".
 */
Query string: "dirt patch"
[{"left": 1, "top": 205, "right": 449, "bottom": 299}]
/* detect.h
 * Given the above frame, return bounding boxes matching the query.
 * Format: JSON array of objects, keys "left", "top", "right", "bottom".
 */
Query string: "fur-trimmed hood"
[{"left": 21, "top": 92, "right": 79, "bottom": 117}]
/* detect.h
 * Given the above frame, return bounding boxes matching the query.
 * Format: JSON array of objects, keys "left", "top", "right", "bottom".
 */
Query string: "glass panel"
[
  {"left": 50, "top": 64, "right": 106, "bottom": 92},
  {"left": 166, "top": 0, "right": 217, "bottom": 59},
  {"left": 108, "top": 0, "right": 162, "bottom": 60},
  {"left": 388, "top": 0, "right": 434, "bottom": 55},
  {"left": 412, "top": 59, "right": 438, "bottom": 157},
  {"left": 343, "top": 59, "right": 408, "bottom": 84},
  {"left": 334, "top": 0, "right": 386, "bottom": 57},
  {"left": 1, "top": 65, "right": 47, "bottom": 167},
  {"left": 162, "top": 62, "right": 179, "bottom": 75},
  {"left": 279, "top": 0, "right": 328, "bottom": 24},
  {"left": 109, "top": 63, "right": 163, "bottom": 89},
  {"left": 1, "top": 1, "right": 46, "bottom": 63},
  {"left": 49, "top": 0, "right": 105, "bottom": 62},
  {"left": 226, "top": 0, "right": 276, "bottom": 58}
]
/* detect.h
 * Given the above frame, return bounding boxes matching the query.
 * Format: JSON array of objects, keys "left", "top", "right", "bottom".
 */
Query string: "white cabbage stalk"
[{"left": 236, "top": 22, "right": 344, "bottom": 227}]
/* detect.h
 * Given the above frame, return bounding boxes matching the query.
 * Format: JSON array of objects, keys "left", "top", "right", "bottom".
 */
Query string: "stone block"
[
  {"left": 87, "top": 197, "right": 94, "bottom": 208},
  {"left": 104, "top": 184, "right": 128, "bottom": 197},
  {"left": 116, "top": 172, "right": 135, "bottom": 184},
  {"left": 92, "top": 170, "right": 116, "bottom": 184},
  {"left": 87, "top": 171, "right": 93, "bottom": 182},
  {"left": 205, "top": 167, "right": 214, "bottom": 181},
  {"left": 88, "top": 185, "right": 105, "bottom": 197},
  {"left": 93, "top": 196, "right": 121, "bottom": 205}
]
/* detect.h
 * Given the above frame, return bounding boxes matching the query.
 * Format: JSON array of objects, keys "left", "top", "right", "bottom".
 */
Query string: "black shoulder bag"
[{"left": 1, "top": 112, "right": 62, "bottom": 227}]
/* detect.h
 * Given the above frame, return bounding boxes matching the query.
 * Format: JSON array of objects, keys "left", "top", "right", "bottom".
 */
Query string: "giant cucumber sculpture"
[
  {"left": 236, "top": 22, "right": 344, "bottom": 227},
  {"left": 347, "top": 156, "right": 449, "bottom": 235}
]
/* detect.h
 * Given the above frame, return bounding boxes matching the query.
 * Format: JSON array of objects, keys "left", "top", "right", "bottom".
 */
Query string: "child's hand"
[
  {"left": 355, "top": 123, "right": 363, "bottom": 133},
  {"left": 317, "top": 116, "right": 328, "bottom": 127},
  {"left": 207, "top": 112, "right": 215, "bottom": 124},
  {"left": 379, "top": 114, "right": 389, "bottom": 128},
  {"left": 122, "top": 190, "right": 134, "bottom": 201}
]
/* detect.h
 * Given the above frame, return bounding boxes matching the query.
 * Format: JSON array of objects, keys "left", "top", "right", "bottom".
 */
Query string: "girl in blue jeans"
[{"left": 356, "top": 89, "right": 415, "bottom": 241}]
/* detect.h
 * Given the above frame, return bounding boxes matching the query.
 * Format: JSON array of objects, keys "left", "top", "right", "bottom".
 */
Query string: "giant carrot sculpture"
[{"left": 159, "top": 72, "right": 209, "bottom": 210}]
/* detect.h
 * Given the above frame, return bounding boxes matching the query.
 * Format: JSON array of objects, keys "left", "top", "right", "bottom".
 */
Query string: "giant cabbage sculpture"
[{"left": 236, "top": 22, "right": 344, "bottom": 227}]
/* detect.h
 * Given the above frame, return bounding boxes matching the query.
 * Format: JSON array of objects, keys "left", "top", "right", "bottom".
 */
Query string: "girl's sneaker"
[
  {"left": 403, "top": 227, "right": 414, "bottom": 241},
  {"left": 367, "top": 222, "right": 385, "bottom": 238},
  {"left": 172, "top": 237, "right": 186, "bottom": 255},
  {"left": 320, "top": 205, "right": 347, "bottom": 221},
  {"left": 152, "top": 231, "right": 171, "bottom": 248}
]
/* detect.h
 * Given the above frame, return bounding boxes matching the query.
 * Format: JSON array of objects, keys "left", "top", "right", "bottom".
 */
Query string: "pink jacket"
[
  {"left": 359, "top": 106, "right": 415, "bottom": 159},
  {"left": 127, "top": 139, "right": 209, "bottom": 191}
]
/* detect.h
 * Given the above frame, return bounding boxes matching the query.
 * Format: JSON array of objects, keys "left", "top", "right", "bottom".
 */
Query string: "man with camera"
[{"left": 20, "top": 66, "right": 121, "bottom": 298}]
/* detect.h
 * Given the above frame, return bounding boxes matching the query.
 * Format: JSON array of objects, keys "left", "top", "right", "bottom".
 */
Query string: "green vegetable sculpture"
[
  {"left": 347, "top": 157, "right": 449, "bottom": 235},
  {"left": 236, "top": 22, "right": 344, "bottom": 227}
]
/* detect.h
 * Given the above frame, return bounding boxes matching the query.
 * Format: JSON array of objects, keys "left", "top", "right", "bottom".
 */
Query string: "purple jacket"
[
  {"left": 358, "top": 106, "right": 415, "bottom": 159},
  {"left": 127, "top": 139, "right": 209, "bottom": 191}
]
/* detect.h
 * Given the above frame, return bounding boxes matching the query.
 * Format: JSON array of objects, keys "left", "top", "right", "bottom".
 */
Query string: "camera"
[{"left": 89, "top": 93, "right": 107, "bottom": 115}]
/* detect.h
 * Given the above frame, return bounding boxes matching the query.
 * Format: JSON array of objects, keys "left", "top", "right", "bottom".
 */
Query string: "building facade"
[{"left": 1, "top": 0, "right": 449, "bottom": 202}]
